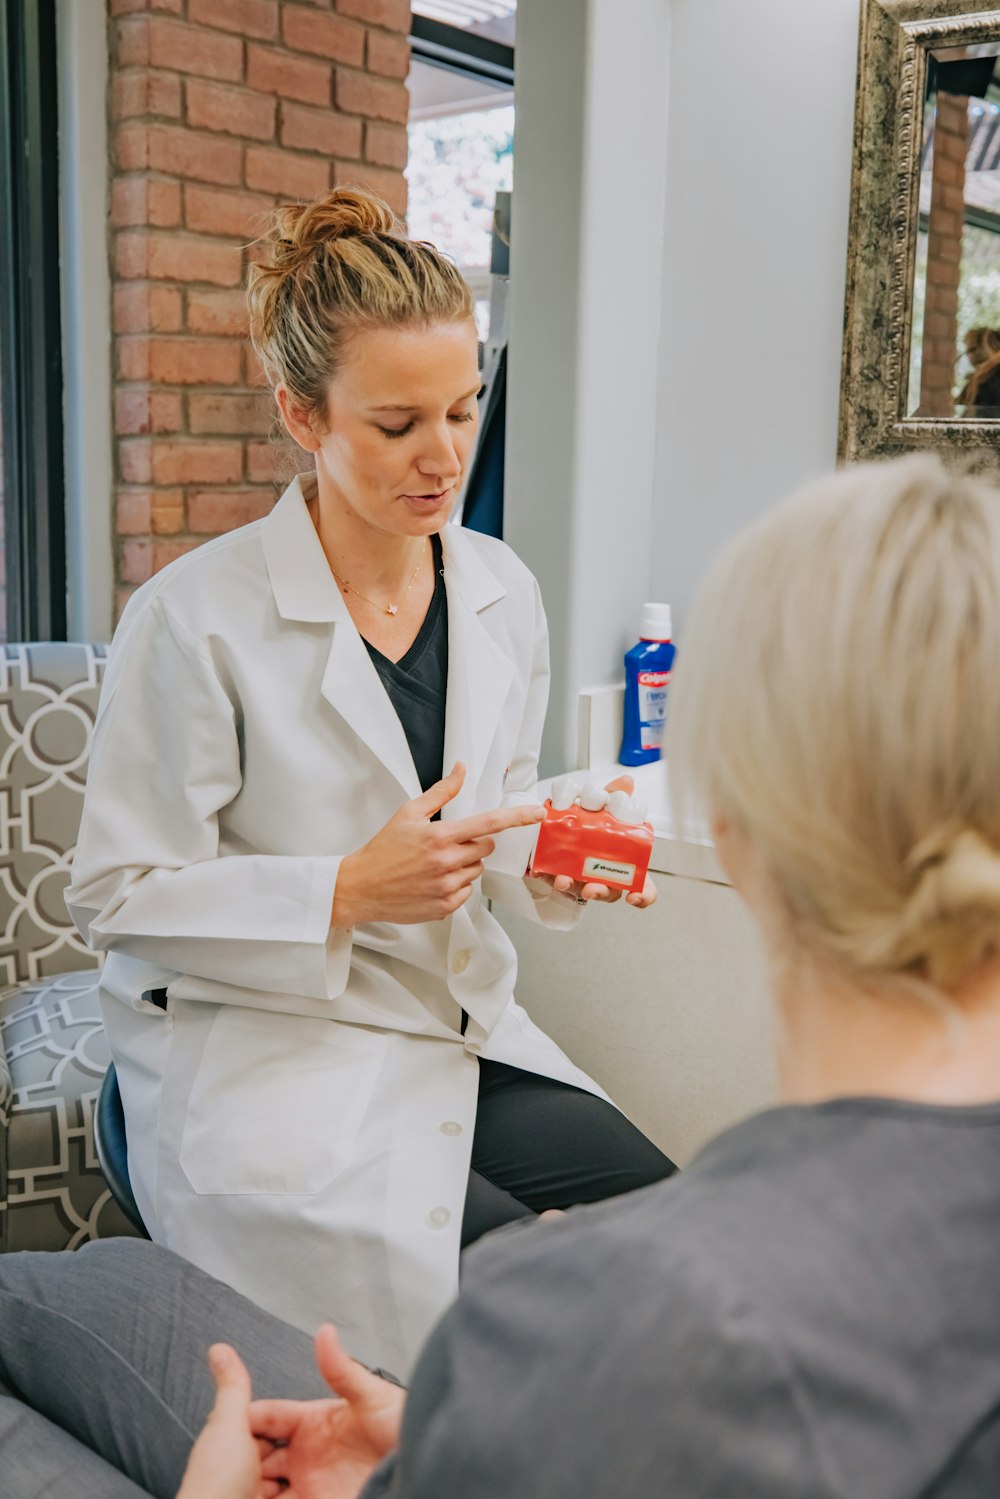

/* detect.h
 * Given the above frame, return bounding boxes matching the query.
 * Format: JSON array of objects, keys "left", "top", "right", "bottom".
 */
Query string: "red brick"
[
  {"left": 118, "top": 336, "right": 152, "bottom": 381},
  {"left": 115, "top": 490, "right": 153, "bottom": 534},
  {"left": 186, "top": 79, "right": 276, "bottom": 141},
  {"left": 147, "top": 336, "right": 244, "bottom": 384},
  {"left": 246, "top": 43, "right": 331, "bottom": 106},
  {"left": 188, "top": 391, "right": 273, "bottom": 433},
  {"left": 151, "top": 496, "right": 187, "bottom": 534},
  {"left": 245, "top": 145, "right": 329, "bottom": 197},
  {"left": 282, "top": 6, "right": 364, "bottom": 65},
  {"left": 366, "top": 28, "right": 408, "bottom": 79},
  {"left": 188, "top": 488, "right": 273, "bottom": 530},
  {"left": 116, "top": 17, "right": 151, "bottom": 67},
  {"left": 114, "top": 121, "right": 150, "bottom": 171},
  {"left": 120, "top": 440, "right": 154, "bottom": 484},
  {"left": 117, "top": 231, "right": 243, "bottom": 285},
  {"left": 184, "top": 184, "right": 273, "bottom": 238},
  {"left": 153, "top": 540, "right": 200, "bottom": 572},
  {"left": 115, "top": 390, "right": 185, "bottom": 434},
  {"left": 151, "top": 441, "right": 244, "bottom": 484},
  {"left": 364, "top": 120, "right": 407, "bottom": 170},
  {"left": 334, "top": 160, "right": 406, "bottom": 216},
  {"left": 112, "top": 72, "right": 148, "bottom": 118},
  {"left": 114, "top": 283, "right": 184, "bottom": 333},
  {"left": 335, "top": 69, "right": 408, "bottom": 124},
  {"left": 121, "top": 538, "right": 153, "bottom": 584},
  {"left": 336, "top": 0, "right": 409, "bottom": 31},
  {"left": 113, "top": 69, "right": 182, "bottom": 118},
  {"left": 147, "top": 17, "right": 245, "bottom": 80},
  {"left": 188, "top": 0, "right": 278, "bottom": 39},
  {"left": 280, "top": 101, "right": 362, "bottom": 158},
  {"left": 144, "top": 124, "right": 243, "bottom": 186},
  {"left": 112, "top": 177, "right": 183, "bottom": 228},
  {"left": 245, "top": 439, "right": 290, "bottom": 483},
  {"left": 187, "top": 287, "right": 248, "bottom": 335},
  {"left": 110, "top": 0, "right": 183, "bottom": 12}
]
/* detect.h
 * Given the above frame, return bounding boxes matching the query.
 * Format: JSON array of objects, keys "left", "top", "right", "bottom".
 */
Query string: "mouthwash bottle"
[{"left": 619, "top": 603, "right": 675, "bottom": 766}]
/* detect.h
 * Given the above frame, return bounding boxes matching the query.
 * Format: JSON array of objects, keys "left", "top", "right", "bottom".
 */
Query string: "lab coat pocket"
[{"left": 179, "top": 1008, "right": 387, "bottom": 1196}]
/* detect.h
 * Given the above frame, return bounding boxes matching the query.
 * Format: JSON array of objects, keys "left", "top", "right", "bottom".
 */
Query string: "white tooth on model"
[
  {"left": 550, "top": 774, "right": 582, "bottom": 809},
  {"left": 630, "top": 796, "right": 649, "bottom": 825},
  {"left": 579, "top": 781, "right": 609, "bottom": 812},
  {"left": 606, "top": 789, "right": 633, "bottom": 823}
]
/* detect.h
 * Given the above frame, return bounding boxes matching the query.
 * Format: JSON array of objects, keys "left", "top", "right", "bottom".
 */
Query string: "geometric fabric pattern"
[
  {"left": 0, "top": 970, "right": 139, "bottom": 1251},
  {"left": 0, "top": 643, "right": 107, "bottom": 987},
  {"left": 0, "top": 642, "right": 139, "bottom": 1252}
]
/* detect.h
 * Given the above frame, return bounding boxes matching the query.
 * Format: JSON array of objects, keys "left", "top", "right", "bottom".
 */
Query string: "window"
[
  {"left": 0, "top": 0, "right": 66, "bottom": 642},
  {"left": 407, "top": 4, "right": 515, "bottom": 341}
]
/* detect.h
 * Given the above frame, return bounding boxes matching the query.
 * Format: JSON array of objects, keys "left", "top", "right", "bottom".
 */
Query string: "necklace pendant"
[{"left": 386, "top": 604, "right": 398, "bottom": 616}]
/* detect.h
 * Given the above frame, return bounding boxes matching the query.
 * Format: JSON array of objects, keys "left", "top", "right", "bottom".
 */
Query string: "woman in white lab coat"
[{"left": 66, "top": 189, "right": 672, "bottom": 1378}]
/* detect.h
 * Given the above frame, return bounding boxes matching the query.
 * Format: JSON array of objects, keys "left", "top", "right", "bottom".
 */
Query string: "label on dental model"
[
  {"left": 637, "top": 670, "right": 670, "bottom": 750},
  {"left": 583, "top": 856, "right": 636, "bottom": 884}
]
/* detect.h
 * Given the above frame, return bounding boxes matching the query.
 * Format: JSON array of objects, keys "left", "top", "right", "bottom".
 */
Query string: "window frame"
[
  {"left": 409, "top": 14, "right": 515, "bottom": 90},
  {"left": 0, "top": 0, "right": 66, "bottom": 642}
]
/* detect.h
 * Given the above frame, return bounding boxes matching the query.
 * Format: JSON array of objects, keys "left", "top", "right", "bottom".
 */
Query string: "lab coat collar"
[
  {"left": 439, "top": 524, "right": 513, "bottom": 817},
  {"left": 261, "top": 473, "right": 345, "bottom": 623},
  {"left": 261, "top": 474, "right": 513, "bottom": 803},
  {"left": 260, "top": 473, "right": 509, "bottom": 622}
]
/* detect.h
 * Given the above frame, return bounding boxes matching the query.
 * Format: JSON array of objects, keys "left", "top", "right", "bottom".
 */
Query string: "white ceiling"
[{"left": 412, "top": 1, "right": 516, "bottom": 34}]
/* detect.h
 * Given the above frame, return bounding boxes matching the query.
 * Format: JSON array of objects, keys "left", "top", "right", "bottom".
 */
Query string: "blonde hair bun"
[
  {"left": 247, "top": 185, "right": 474, "bottom": 420},
  {"left": 891, "top": 828, "right": 1000, "bottom": 987},
  {"left": 272, "top": 189, "right": 399, "bottom": 260}
]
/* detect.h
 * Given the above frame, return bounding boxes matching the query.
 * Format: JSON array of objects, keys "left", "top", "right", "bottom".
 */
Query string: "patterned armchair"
[{"left": 0, "top": 643, "right": 138, "bottom": 1251}]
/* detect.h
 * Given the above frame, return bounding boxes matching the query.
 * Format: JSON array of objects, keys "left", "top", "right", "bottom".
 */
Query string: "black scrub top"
[{"left": 363, "top": 534, "right": 448, "bottom": 794}]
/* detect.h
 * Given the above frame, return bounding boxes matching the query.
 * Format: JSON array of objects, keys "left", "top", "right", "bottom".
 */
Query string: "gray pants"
[{"left": 0, "top": 1238, "right": 333, "bottom": 1499}]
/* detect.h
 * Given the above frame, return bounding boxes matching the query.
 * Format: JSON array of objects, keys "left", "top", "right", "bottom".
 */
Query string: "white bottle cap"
[{"left": 640, "top": 602, "right": 672, "bottom": 641}]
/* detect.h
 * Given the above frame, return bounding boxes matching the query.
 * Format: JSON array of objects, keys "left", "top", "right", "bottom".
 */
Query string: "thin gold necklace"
[{"left": 331, "top": 542, "right": 427, "bottom": 617}]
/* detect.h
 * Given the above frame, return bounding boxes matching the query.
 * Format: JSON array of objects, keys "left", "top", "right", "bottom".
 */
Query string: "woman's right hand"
[{"left": 331, "top": 763, "right": 545, "bottom": 927}]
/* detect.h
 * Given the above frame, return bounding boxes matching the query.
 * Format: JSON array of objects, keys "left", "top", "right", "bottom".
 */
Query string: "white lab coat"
[{"left": 66, "top": 474, "right": 606, "bottom": 1377}]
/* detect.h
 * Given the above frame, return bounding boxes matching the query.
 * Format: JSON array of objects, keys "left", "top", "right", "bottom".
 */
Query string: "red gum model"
[{"left": 529, "top": 800, "right": 654, "bottom": 894}]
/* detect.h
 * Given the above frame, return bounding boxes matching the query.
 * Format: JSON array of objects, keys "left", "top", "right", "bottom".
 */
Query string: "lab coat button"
[
  {"left": 426, "top": 1206, "right": 451, "bottom": 1229},
  {"left": 439, "top": 1120, "right": 462, "bottom": 1136},
  {"left": 465, "top": 1039, "right": 481, "bottom": 1054},
  {"left": 450, "top": 949, "right": 471, "bottom": 975}
]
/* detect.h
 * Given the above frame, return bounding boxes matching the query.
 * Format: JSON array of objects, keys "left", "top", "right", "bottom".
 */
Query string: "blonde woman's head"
[
  {"left": 247, "top": 186, "right": 475, "bottom": 429},
  {"left": 669, "top": 455, "right": 1000, "bottom": 991}
]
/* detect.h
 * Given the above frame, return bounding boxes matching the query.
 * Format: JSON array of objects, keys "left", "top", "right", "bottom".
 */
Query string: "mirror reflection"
[{"left": 908, "top": 44, "right": 1000, "bottom": 418}]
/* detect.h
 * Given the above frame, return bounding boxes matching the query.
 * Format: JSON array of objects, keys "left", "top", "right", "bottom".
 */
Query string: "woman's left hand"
[
  {"left": 549, "top": 871, "right": 658, "bottom": 908},
  {"left": 543, "top": 774, "right": 658, "bottom": 909}
]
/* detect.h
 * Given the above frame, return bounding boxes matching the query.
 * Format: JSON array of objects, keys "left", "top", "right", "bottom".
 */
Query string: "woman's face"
[{"left": 282, "top": 319, "right": 481, "bottom": 540}]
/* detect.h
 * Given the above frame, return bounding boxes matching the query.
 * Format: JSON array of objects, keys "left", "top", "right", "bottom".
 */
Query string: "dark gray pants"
[{"left": 0, "top": 1238, "right": 328, "bottom": 1499}]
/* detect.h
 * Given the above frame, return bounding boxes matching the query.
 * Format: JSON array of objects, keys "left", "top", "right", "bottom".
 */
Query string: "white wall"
[
  {"left": 506, "top": 0, "right": 861, "bottom": 759},
  {"left": 650, "top": 0, "right": 861, "bottom": 625},
  {"left": 506, "top": 0, "right": 671, "bottom": 773}
]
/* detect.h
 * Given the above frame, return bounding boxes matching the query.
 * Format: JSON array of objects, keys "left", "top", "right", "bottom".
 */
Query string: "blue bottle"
[{"left": 619, "top": 603, "right": 675, "bottom": 766}]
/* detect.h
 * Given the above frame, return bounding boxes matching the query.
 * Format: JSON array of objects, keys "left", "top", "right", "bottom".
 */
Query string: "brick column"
[
  {"left": 918, "top": 88, "right": 968, "bottom": 418},
  {"left": 108, "top": 0, "right": 411, "bottom": 619}
]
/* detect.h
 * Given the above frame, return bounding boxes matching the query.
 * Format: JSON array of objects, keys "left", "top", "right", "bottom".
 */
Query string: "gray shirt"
[{"left": 364, "top": 1098, "right": 1000, "bottom": 1497}]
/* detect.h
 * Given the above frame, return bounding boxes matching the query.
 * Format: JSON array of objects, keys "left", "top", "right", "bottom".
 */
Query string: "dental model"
[{"left": 529, "top": 777, "right": 654, "bottom": 894}]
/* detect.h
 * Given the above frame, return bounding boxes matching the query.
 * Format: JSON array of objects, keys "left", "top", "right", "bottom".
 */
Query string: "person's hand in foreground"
[
  {"left": 543, "top": 774, "right": 659, "bottom": 909},
  {"left": 251, "top": 1324, "right": 406, "bottom": 1499},
  {"left": 176, "top": 1343, "right": 278, "bottom": 1499}
]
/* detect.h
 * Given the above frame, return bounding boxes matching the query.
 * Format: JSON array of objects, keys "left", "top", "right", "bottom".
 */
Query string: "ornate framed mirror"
[{"left": 841, "top": 1, "right": 1000, "bottom": 465}]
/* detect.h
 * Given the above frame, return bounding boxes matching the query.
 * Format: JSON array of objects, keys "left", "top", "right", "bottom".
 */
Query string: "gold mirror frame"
[{"left": 840, "top": 0, "right": 1000, "bottom": 465}]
